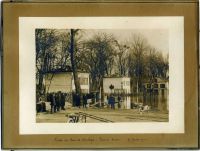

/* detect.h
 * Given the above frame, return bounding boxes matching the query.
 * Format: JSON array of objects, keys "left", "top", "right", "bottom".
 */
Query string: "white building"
[
  {"left": 45, "top": 71, "right": 89, "bottom": 94},
  {"left": 103, "top": 77, "right": 131, "bottom": 109}
]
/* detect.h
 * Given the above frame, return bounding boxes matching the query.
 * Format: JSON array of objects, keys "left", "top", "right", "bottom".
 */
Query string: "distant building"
[
  {"left": 143, "top": 78, "right": 168, "bottom": 93},
  {"left": 103, "top": 77, "right": 131, "bottom": 109},
  {"left": 44, "top": 71, "right": 89, "bottom": 94},
  {"left": 143, "top": 78, "right": 169, "bottom": 111}
]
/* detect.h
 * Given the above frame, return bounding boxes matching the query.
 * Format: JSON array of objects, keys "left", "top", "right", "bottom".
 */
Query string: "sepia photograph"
[
  {"left": 35, "top": 28, "right": 169, "bottom": 123},
  {"left": 19, "top": 17, "right": 184, "bottom": 134},
  {"left": 3, "top": 2, "right": 198, "bottom": 148}
]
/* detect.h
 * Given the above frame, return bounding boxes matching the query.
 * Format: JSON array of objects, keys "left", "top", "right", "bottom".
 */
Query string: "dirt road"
[{"left": 36, "top": 103, "right": 168, "bottom": 123}]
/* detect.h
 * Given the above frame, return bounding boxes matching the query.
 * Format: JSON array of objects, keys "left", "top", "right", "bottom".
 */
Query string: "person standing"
[
  {"left": 83, "top": 94, "right": 87, "bottom": 108},
  {"left": 108, "top": 95, "right": 112, "bottom": 109},
  {"left": 61, "top": 93, "right": 66, "bottom": 110},
  {"left": 107, "top": 95, "right": 110, "bottom": 108},
  {"left": 112, "top": 96, "right": 115, "bottom": 109},
  {"left": 117, "top": 96, "right": 121, "bottom": 109},
  {"left": 55, "top": 92, "right": 60, "bottom": 112},
  {"left": 50, "top": 93, "right": 56, "bottom": 113},
  {"left": 72, "top": 92, "right": 76, "bottom": 107},
  {"left": 58, "top": 92, "right": 62, "bottom": 111},
  {"left": 109, "top": 95, "right": 115, "bottom": 109},
  {"left": 76, "top": 93, "right": 81, "bottom": 108}
]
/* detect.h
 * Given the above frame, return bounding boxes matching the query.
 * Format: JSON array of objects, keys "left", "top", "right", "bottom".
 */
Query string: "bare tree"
[
  {"left": 36, "top": 29, "right": 58, "bottom": 95},
  {"left": 128, "top": 34, "right": 148, "bottom": 102},
  {"left": 113, "top": 40, "right": 130, "bottom": 76},
  {"left": 57, "top": 31, "right": 71, "bottom": 70},
  {"left": 144, "top": 47, "right": 169, "bottom": 106},
  {"left": 80, "top": 32, "right": 116, "bottom": 104},
  {"left": 69, "top": 29, "right": 81, "bottom": 95}
]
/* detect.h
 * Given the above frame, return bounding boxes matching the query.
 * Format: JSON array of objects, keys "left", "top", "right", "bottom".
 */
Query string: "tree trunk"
[
  {"left": 136, "top": 79, "right": 139, "bottom": 103},
  {"left": 70, "top": 29, "right": 81, "bottom": 95},
  {"left": 38, "top": 73, "right": 44, "bottom": 95},
  {"left": 38, "top": 52, "right": 48, "bottom": 95},
  {"left": 100, "top": 79, "right": 104, "bottom": 107}
]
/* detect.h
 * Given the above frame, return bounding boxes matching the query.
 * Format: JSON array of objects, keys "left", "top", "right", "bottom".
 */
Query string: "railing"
[{"left": 66, "top": 112, "right": 114, "bottom": 123}]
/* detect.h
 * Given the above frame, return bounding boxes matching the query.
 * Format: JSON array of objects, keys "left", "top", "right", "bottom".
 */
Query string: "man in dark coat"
[
  {"left": 61, "top": 93, "right": 66, "bottom": 110},
  {"left": 82, "top": 94, "right": 87, "bottom": 108},
  {"left": 117, "top": 96, "right": 121, "bottom": 109},
  {"left": 76, "top": 93, "right": 81, "bottom": 108},
  {"left": 55, "top": 92, "right": 61, "bottom": 112},
  {"left": 50, "top": 93, "right": 56, "bottom": 113},
  {"left": 112, "top": 96, "right": 115, "bottom": 109},
  {"left": 109, "top": 95, "right": 115, "bottom": 109}
]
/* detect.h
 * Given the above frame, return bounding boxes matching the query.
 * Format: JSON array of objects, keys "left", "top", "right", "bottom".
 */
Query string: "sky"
[{"left": 81, "top": 29, "right": 169, "bottom": 56}]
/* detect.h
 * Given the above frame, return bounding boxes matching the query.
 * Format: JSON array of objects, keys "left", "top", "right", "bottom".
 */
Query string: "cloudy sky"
[{"left": 82, "top": 29, "right": 169, "bottom": 56}]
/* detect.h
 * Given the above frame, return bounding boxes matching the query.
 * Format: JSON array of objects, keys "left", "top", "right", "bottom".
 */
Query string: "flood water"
[
  {"left": 118, "top": 89, "right": 169, "bottom": 111},
  {"left": 132, "top": 94, "right": 168, "bottom": 111}
]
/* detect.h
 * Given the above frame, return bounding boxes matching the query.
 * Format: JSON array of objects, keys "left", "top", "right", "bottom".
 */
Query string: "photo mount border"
[{"left": 2, "top": 1, "right": 199, "bottom": 149}]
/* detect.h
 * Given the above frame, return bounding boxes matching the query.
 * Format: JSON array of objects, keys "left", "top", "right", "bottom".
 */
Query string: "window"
[{"left": 160, "top": 84, "right": 165, "bottom": 88}]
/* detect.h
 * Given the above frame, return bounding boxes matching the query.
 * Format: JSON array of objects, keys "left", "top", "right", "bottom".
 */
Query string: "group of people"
[
  {"left": 38, "top": 92, "right": 124, "bottom": 113},
  {"left": 47, "top": 92, "right": 66, "bottom": 114},
  {"left": 72, "top": 93, "right": 88, "bottom": 108},
  {"left": 108, "top": 95, "right": 122, "bottom": 109},
  {"left": 72, "top": 93, "right": 123, "bottom": 109}
]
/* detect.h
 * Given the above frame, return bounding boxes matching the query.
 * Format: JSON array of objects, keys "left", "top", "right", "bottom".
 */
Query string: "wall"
[
  {"left": 45, "top": 73, "right": 72, "bottom": 93},
  {"left": 45, "top": 72, "right": 90, "bottom": 94}
]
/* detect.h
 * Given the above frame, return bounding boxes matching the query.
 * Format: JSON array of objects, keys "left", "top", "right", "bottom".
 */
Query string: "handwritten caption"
[{"left": 54, "top": 137, "right": 146, "bottom": 143}]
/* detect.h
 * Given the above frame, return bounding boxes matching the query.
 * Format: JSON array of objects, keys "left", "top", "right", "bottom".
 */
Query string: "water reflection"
[
  {"left": 129, "top": 89, "right": 168, "bottom": 111},
  {"left": 104, "top": 88, "right": 168, "bottom": 111}
]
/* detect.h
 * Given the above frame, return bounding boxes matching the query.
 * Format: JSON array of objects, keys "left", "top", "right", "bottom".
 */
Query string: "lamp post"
[{"left": 109, "top": 84, "right": 114, "bottom": 94}]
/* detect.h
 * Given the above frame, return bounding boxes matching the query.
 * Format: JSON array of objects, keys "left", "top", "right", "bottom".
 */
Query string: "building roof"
[
  {"left": 103, "top": 76, "right": 130, "bottom": 79},
  {"left": 45, "top": 68, "right": 89, "bottom": 74},
  {"left": 143, "top": 77, "right": 168, "bottom": 83}
]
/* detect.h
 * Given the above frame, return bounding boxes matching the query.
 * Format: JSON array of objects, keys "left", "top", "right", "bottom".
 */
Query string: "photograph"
[
  {"left": 35, "top": 28, "right": 169, "bottom": 123},
  {"left": 3, "top": 2, "right": 197, "bottom": 148}
]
